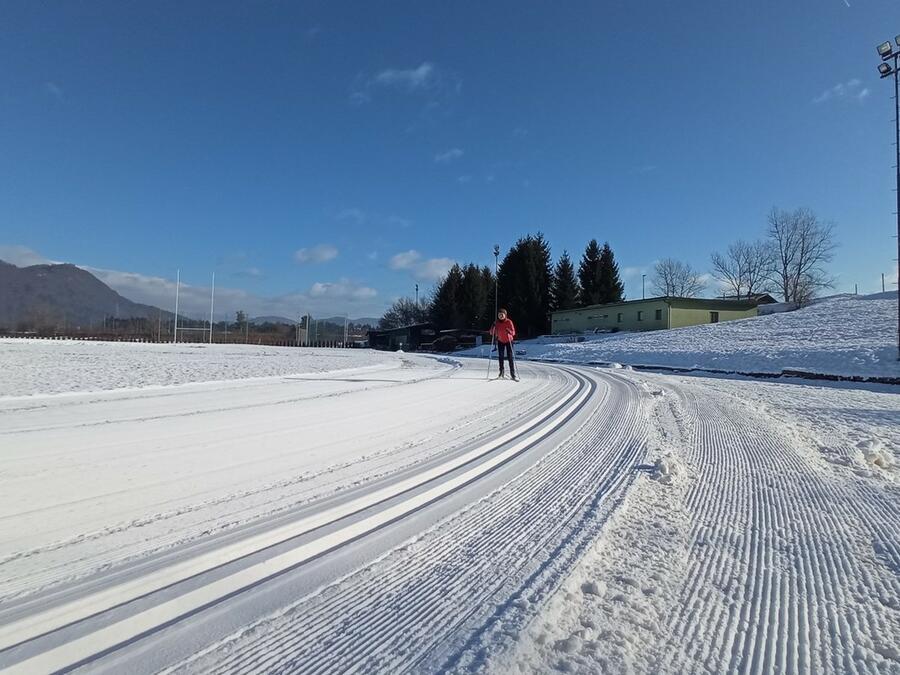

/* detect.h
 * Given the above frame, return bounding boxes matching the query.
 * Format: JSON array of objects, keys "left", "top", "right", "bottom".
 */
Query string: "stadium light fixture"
[
  {"left": 879, "top": 62, "right": 893, "bottom": 77},
  {"left": 878, "top": 41, "right": 893, "bottom": 59}
]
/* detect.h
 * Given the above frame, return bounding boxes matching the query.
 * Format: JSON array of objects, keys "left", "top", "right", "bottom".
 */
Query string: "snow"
[
  {"left": 1, "top": 338, "right": 898, "bottom": 673},
  {"left": 470, "top": 370, "right": 900, "bottom": 674},
  {"left": 462, "top": 292, "right": 900, "bottom": 380},
  {"left": 0, "top": 339, "right": 399, "bottom": 396}
]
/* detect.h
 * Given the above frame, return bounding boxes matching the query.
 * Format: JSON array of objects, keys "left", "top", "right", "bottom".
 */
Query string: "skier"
[{"left": 490, "top": 308, "right": 518, "bottom": 380}]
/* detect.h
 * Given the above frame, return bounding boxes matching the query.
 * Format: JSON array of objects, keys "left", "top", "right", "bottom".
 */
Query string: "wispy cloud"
[
  {"left": 0, "top": 244, "right": 56, "bottom": 266},
  {"left": 389, "top": 249, "right": 454, "bottom": 282},
  {"left": 457, "top": 175, "right": 472, "bottom": 184},
  {"left": 813, "top": 78, "right": 866, "bottom": 104},
  {"left": 294, "top": 244, "right": 339, "bottom": 264},
  {"left": 350, "top": 62, "right": 460, "bottom": 106},
  {"left": 43, "top": 82, "right": 64, "bottom": 101},
  {"left": 386, "top": 215, "right": 412, "bottom": 229},
  {"left": 434, "top": 147, "right": 464, "bottom": 163},
  {"left": 232, "top": 267, "right": 264, "bottom": 279},
  {"left": 374, "top": 62, "right": 436, "bottom": 90},
  {"left": 336, "top": 208, "right": 366, "bottom": 225}
]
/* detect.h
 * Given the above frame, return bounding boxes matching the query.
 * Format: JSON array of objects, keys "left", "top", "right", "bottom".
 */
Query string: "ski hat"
[{"left": 498, "top": 308, "right": 508, "bottom": 316}]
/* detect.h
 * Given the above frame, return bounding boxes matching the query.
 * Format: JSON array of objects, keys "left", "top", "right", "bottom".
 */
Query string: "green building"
[{"left": 551, "top": 296, "right": 764, "bottom": 334}]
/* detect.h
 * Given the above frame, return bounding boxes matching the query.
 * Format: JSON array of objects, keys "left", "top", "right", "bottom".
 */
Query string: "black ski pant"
[{"left": 497, "top": 341, "right": 516, "bottom": 378}]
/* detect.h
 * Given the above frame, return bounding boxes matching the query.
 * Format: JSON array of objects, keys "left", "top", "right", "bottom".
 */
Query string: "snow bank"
[{"left": 463, "top": 292, "right": 899, "bottom": 380}]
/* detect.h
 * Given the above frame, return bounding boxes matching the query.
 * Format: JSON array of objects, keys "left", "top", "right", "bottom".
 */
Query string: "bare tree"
[
  {"left": 710, "top": 239, "right": 772, "bottom": 298},
  {"left": 652, "top": 258, "right": 705, "bottom": 297},
  {"left": 766, "top": 207, "right": 836, "bottom": 305},
  {"left": 379, "top": 297, "right": 429, "bottom": 329}
]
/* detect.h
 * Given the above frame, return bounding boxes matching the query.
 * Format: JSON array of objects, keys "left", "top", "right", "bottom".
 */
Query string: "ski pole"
[{"left": 486, "top": 333, "right": 495, "bottom": 380}]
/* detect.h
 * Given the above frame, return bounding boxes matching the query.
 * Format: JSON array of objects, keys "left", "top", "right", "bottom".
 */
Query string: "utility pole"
[
  {"left": 642, "top": 274, "right": 646, "bottom": 300},
  {"left": 415, "top": 283, "right": 419, "bottom": 308}
]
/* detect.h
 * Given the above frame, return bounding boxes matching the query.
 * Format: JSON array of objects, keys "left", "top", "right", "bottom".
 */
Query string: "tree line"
[
  {"left": 380, "top": 206, "right": 838, "bottom": 339},
  {"left": 379, "top": 234, "right": 626, "bottom": 338}
]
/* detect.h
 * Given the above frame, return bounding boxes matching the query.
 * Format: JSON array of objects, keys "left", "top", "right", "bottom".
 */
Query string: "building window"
[
  {"left": 710, "top": 311, "right": 719, "bottom": 323},
  {"left": 617, "top": 313, "right": 622, "bottom": 323},
  {"left": 637, "top": 311, "right": 643, "bottom": 321},
  {"left": 655, "top": 309, "right": 662, "bottom": 321}
]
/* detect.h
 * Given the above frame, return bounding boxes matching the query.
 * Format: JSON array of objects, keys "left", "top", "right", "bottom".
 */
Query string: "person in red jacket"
[{"left": 490, "top": 308, "right": 517, "bottom": 380}]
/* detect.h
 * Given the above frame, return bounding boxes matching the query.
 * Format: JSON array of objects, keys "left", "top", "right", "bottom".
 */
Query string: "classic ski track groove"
[
  {"left": 0, "top": 363, "right": 588, "bottom": 673},
  {"left": 165, "top": 368, "right": 647, "bottom": 675},
  {"left": 0, "top": 366, "right": 566, "bottom": 602}
]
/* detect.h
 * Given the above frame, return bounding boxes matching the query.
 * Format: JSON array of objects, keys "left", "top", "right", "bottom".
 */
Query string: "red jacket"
[{"left": 490, "top": 318, "right": 516, "bottom": 343}]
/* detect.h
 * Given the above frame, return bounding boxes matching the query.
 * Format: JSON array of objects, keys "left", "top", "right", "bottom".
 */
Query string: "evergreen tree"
[
  {"left": 550, "top": 250, "right": 580, "bottom": 311},
  {"left": 480, "top": 265, "right": 496, "bottom": 326},
  {"left": 459, "top": 263, "right": 491, "bottom": 329},
  {"left": 429, "top": 264, "right": 465, "bottom": 329},
  {"left": 577, "top": 239, "right": 603, "bottom": 306},
  {"left": 497, "top": 233, "right": 553, "bottom": 338},
  {"left": 597, "top": 242, "right": 625, "bottom": 303}
]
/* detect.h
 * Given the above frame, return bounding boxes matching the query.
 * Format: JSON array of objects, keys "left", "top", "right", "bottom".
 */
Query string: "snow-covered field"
[
  {"left": 0, "top": 339, "right": 399, "bottom": 396},
  {"left": 1, "top": 339, "right": 898, "bottom": 673},
  {"left": 463, "top": 292, "right": 900, "bottom": 380}
]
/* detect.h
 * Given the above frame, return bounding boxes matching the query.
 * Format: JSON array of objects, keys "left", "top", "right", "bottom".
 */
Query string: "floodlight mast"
[
  {"left": 493, "top": 244, "right": 500, "bottom": 320},
  {"left": 875, "top": 35, "right": 900, "bottom": 359}
]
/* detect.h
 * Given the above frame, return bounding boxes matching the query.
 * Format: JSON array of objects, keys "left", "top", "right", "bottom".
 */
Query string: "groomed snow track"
[{"left": 0, "top": 360, "right": 648, "bottom": 673}]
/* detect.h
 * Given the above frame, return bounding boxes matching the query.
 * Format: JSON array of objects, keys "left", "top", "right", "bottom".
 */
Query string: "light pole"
[
  {"left": 876, "top": 35, "right": 900, "bottom": 359},
  {"left": 493, "top": 244, "right": 500, "bottom": 318},
  {"left": 642, "top": 273, "right": 646, "bottom": 300},
  {"left": 415, "top": 283, "right": 419, "bottom": 308}
]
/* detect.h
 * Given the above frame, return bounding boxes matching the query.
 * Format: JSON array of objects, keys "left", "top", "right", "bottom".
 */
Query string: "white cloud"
[
  {"left": 813, "top": 78, "right": 866, "bottom": 104},
  {"left": 0, "top": 245, "right": 56, "bottom": 267},
  {"left": 457, "top": 175, "right": 472, "bottom": 184},
  {"left": 374, "top": 62, "right": 435, "bottom": 90},
  {"left": 435, "top": 148, "right": 464, "bottom": 163},
  {"left": 389, "top": 250, "right": 422, "bottom": 270},
  {"left": 86, "top": 266, "right": 380, "bottom": 318},
  {"left": 2, "top": 244, "right": 385, "bottom": 318},
  {"left": 310, "top": 278, "right": 377, "bottom": 300},
  {"left": 294, "top": 244, "right": 339, "bottom": 264},
  {"left": 367, "top": 251, "right": 378, "bottom": 261},
  {"left": 389, "top": 249, "right": 454, "bottom": 282}
]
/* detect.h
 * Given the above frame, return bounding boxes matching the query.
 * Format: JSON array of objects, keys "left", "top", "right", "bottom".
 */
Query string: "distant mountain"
[
  {"left": 251, "top": 315, "right": 296, "bottom": 325},
  {"left": 0, "top": 260, "right": 173, "bottom": 329},
  {"left": 321, "top": 316, "right": 380, "bottom": 326}
]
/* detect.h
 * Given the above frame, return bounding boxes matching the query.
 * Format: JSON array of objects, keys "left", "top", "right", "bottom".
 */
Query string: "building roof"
[{"left": 552, "top": 296, "right": 759, "bottom": 316}]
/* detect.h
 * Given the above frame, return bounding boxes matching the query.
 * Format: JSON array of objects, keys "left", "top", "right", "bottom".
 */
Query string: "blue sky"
[{"left": 1, "top": 1, "right": 897, "bottom": 319}]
